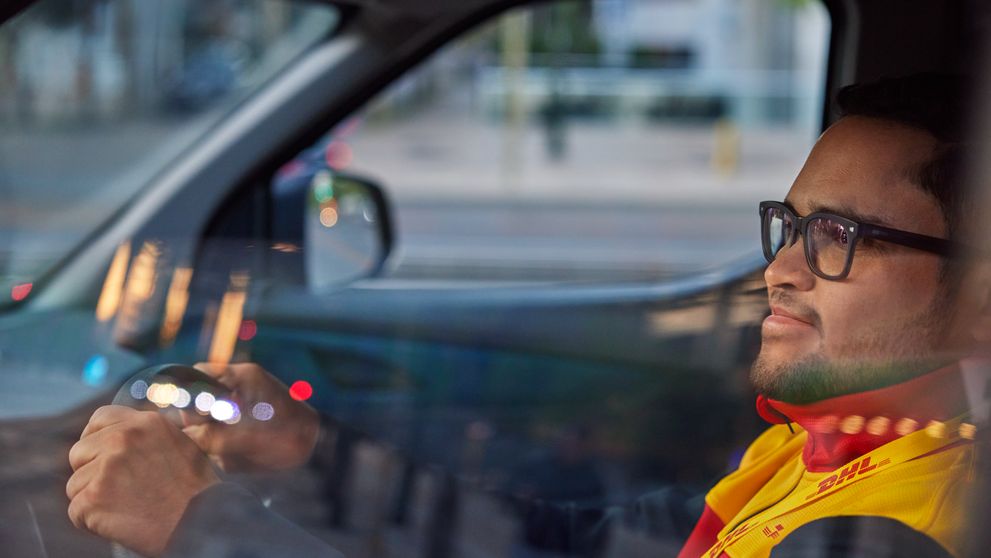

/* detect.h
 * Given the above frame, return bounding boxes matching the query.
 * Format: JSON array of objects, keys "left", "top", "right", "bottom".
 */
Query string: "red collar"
[{"left": 755, "top": 364, "right": 969, "bottom": 472}]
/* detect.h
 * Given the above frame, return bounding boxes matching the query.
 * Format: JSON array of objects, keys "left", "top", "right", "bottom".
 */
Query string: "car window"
[
  {"left": 141, "top": 1, "right": 829, "bottom": 556},
  {"left": 0, "top": 0, "right": 338, "bottom": 306},
  {"left": 326, "top": 0, "right": 829, "bottom": 283},
  {"left": 0, "top": 1, "right": 858, "bottom": 557}
]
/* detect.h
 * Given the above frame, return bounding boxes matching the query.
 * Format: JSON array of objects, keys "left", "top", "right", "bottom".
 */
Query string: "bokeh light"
[
  {"left": 10, "top": 283, "right": 32, "bottom": 301},
  {"left": 210, "top": 399, "right": 236, "bottom": 421},
  {"left": 960, "top": 423, "right": 977, "bottom": 440},
  {"left": 895, "top": 418, "right": 919, "bottom": 436},
  {"left": 174, "top": 388, "right": 192, "bottom": 409},
  {"left": 148, "top": 383, "right": 178, "bottom": 408},
  {"left": 325, "top": 140, "right": 353, "bottom": 170},
  {"left": 82, "top": 355, "right": 109, "bottom": 387},
  {"left": 319, "top": 207, "right": 339, "bottom": 228},
  {"left": 252, "top": 402, "right": 275, "bottom": 421},
  {"left": 224, "top": 403, "right": 242, "bottom": 425},
  {"left": 865, "top": 416, "right": 890, "bottom": 436},
  {"left": 289, "top": 380, "right": 313, "bottom": 401},
  {"left": 925, "top": 420, "right": 946, "bottom": 438},
  {"left": 129, "top": 380, "right": 149, "bottom": 400},
  {"left": 238, "top": 320, "right": 258, "bottom": 341},
  {"left": 839, "top": 415, "right": 864, "bottom": 435},
  {"left": 195, "top": 392, "right": 216, "bottom": 414}
]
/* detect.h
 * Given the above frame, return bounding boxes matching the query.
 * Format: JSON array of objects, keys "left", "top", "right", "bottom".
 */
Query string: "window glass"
[
  {"left": 330, "top": 0, "right": 830, "bottom": 282},
  {"left": 0, "top": 0, "right": 338, "bottom": 302}
]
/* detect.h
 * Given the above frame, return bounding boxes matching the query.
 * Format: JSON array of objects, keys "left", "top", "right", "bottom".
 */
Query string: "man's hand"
[
  {"left": 181, "top": 362, "right": 320, "bottom": 473},
  {"left": 67, "top": 405, "right": 220, "bottom": 557}
]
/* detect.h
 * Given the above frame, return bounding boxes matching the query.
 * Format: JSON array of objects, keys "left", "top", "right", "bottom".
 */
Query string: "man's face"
[{"left": 751, "top": 116, "right": 974, "bottom": 403}]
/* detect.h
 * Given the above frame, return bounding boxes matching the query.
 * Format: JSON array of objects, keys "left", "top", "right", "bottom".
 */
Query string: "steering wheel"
[{"left": 112, "top": 363, "right": 233, "bottom": 415}]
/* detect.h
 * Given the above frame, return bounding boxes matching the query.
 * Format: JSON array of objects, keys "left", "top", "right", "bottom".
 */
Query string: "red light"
[
  {"left": 289, "top": 380, "right": 313, "bottom": 401},
  {"left": 11, "top": 283, "right": 32, "bottom": 301},
  {"left": 238, "top": 320, "right": 258, "bottom": 341},
  {"left": 324, "top": 141, "right": 353, "bottom": 170}
]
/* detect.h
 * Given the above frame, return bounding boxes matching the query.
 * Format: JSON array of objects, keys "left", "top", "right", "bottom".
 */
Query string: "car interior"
[{"left": 1, "top": 0, "right": 990, "bottom": 556}]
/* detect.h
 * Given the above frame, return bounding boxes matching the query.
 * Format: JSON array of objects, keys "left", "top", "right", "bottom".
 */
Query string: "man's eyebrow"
[{"left": 789, "top": 199, "right": 895, "bottom": 227}]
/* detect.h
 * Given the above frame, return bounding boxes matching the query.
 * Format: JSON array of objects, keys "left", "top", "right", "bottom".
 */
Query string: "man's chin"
[{"left": 750, "top": 352, "right": 950, "bottom": 405}]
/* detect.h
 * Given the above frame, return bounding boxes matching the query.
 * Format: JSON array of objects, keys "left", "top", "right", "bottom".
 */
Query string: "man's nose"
[{"left": 764, "top": 239, "right": 815, "bottom": 290}]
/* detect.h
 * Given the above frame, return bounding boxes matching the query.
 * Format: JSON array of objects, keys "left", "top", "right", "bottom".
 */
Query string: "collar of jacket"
[{"left": 755, "top": 363, "right": 969, "bottom": 472}]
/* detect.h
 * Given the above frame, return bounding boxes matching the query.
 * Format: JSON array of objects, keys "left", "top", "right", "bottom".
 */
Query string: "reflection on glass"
[
  {"left": 95, "top": 241, "right": 132, "bottom": 322},
  {"left": 114, "top": 241, "right": 161, "bottom": 341},
  {"left": 160, "top": 267, "right": 194, "bottom": 346},
  {"left": 207, "top": 272, "right": 250, "bottom": 366}
]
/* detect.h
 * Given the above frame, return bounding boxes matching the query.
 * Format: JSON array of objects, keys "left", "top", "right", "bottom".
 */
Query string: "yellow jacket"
[{"left": 679, "top": 365, "right": 977, "bottom": 558}]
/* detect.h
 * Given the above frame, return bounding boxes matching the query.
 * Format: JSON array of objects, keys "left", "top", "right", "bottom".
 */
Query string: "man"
[
  {"left": 677, "top": 74, "right": 988, "bottom": 558},
  {"left": 65, "top": 74, "right": 989, "bottom": 557}
]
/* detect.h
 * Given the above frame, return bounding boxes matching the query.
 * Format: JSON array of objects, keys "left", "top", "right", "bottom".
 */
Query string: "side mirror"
[
  {"left": 304, "top": 170, "right": 394, "bottom": 289},
  {"left": 273, "top": 166, "right": 394, "bottom": 290}
]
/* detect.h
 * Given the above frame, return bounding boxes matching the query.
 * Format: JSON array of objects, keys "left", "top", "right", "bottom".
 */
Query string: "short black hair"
[{"left": 836, "top": 74, "right": 972, "bottom": 242}]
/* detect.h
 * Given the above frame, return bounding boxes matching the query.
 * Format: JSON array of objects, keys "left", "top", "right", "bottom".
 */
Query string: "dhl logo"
[{"left": 805, "top": 455, "right": 891, "bottom": 500}]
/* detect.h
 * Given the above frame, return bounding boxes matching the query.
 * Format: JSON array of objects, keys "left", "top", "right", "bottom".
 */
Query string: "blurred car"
[{"left": 0, "top": 0, "right": 988, "bottom": 557}]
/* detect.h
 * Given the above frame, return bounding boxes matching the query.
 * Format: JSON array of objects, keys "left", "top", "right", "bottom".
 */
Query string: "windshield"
[{"left": 0, "top": 0, "right": 338, "bottom": 304}]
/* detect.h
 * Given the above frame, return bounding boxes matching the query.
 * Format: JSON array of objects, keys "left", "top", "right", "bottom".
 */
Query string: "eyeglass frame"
[{"left": 758, "top": 200, "right": 964, "bottom": 280}]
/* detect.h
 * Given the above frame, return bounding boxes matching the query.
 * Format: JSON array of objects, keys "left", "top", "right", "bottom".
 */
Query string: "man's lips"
[{"left": 764, "top": 305, "right": 817, "bottom": 330}]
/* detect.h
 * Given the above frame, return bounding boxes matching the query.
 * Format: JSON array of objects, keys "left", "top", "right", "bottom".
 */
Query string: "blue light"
[{"left": 83, "top": 355, "right": 109, "bottom": 387}]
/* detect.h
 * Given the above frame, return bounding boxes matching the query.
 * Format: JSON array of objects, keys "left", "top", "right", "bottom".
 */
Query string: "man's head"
[{"left": 751, "top": 74, "right": 989, "bottom": 404}]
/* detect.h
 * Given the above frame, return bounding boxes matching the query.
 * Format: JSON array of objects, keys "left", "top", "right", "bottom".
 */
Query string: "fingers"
[
  {"left": 182, "top": 422, "right": 219, "bottom": 454},
  {"left": 80, "top": 405, "right": 136, "bottom": 439},
  {"left": 179, "top": 407, "right": 211, "bottom": 428},
  {"left": 66, "top": 459, "right": 96, "bottom": 500}
]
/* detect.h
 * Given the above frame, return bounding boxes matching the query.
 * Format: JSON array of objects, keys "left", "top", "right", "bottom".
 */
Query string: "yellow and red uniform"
[{"left": 678, "top": 365, "right": 977, "bottom": 558}]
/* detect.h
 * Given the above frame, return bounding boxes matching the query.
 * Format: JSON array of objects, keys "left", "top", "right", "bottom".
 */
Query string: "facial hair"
[{"left": 750, "top": 288, "right": 956, "bottom": 404}]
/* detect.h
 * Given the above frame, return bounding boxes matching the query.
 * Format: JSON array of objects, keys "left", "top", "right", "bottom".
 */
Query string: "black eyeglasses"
[{"left": 759, "top": 200, "right": 960, "bottom": 280}]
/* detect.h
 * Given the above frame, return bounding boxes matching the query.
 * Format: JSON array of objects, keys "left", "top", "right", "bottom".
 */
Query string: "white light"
[
  {"left": 210, "top": 400, "right": 236, "bottom": 422},
  {"left": 195, "top": 392, "right": 216, "bottom": 414},
  {"left": 251, "top": 402, "right": 275, "bottom": 421},
  {"left": 148, "top": 383, "right": 178, "bottom": 408},
  {"left": 224, "top": 404, "right": 242, "bottom": 425},
  {"left": 130, "top": 380, "right": 148, "bottom": 400},
  {"left": 173, "top": 388, "right": 191, "bottom": 409}
]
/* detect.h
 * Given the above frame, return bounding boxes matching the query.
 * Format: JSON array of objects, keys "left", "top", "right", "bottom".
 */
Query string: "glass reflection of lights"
[
  {"left": 960, "top": 423, "right": 977, "bottom": 440},
  {"left": 224, "top": 403, "right": 242, "bottom": 425},
  {"left": 925, "top": 420, "right": 946, "bottom": 438},
  {"left": 289, "top": 380, "right": 313, "bottom": 402},
  {"left": 160, "top": 267, "right": 194, "bottom": 347},
  {"left": 10, "top": 283, "right": 32, "bottom": 302},
  {"left": 148, "top": 383, "right": 179, "bottom": 408},
  {"left": 238, "top": 320, "right": 258, "bottom": 341},
  {"left": 839, "top": 415, "right": 864, "bottom": 435},
  {"left": 325, "top": 141, "right": 353, "bottom": 170},
  {"left": 208, "top": 272, "right": 250, "bottom": 366},
  {"left": 865, "top": 416, "right": 890, "bottom": 436},
  {"left": 319, "top": 207, "right": 339, "bottom": 228},
  {"left": 895, "top": 418, "right": 919, "bottom": 436},
  {"left": 210, "top": 400, "right": 236, "bottom": 422},
  {"left": 195, "top": 392, "right": 216, "bottom": 414},
  {"left": 252, "top": 402, "right": 275, "bottom": 421},
  {"left": 173, "top": 388, "right": 192, "bottom": 409},
  {"left": 313, "top": 171, "right": 334, "bottom": 203},
  {"left": 812, "top": 415, "right": 837, "bottom": 434},
  {"left": 82, "top": 355, "right": 109, "bottom": 387},
  {"left": 96, "top": 242, "right": 132, "bottom": 321},
  {"left": 130, "top": 380, "right": 149, "bottom": 400}
]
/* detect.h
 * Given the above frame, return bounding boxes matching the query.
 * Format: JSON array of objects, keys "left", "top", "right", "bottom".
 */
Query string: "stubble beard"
[{"left": 749, "top": 291, "right": 956, "bottom": 404}]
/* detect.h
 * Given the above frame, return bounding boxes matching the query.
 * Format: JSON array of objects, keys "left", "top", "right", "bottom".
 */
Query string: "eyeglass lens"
[{"left": 763, "top": 207, "right": 853, "bottom": 278}]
